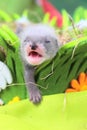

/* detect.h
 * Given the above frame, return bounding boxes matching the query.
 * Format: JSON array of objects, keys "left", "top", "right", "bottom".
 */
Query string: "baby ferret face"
[{"left": 20, "top": 35, "right": 59, "bottom": 66}]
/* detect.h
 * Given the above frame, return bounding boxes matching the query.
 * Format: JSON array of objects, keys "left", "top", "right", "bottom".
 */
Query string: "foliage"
[
  {"left": 0, "top": 7, "right": 87, "bottom": 103},
  {"left": 62, "top": 7, "right": 87, "bottom": 29},
  {"left": 0, "top": 24, "right": 27, "bottom": 103},
  {"left": 36, "top": 37, "right": 87, "bottom": 95}
]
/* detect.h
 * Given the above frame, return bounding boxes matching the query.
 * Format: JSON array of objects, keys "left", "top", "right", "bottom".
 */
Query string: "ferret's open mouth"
[
  {"left": 29, "top": 51, "right": 42, "bottom": 58},
  {"left": 26, "top": 46, "right": 45, "bottom": 65},
  {"left": 27, "top": 50, "right": 44, "bottom": 65}
]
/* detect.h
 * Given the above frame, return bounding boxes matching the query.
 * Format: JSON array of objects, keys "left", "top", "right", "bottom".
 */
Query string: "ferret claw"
[{"left": 29, "top": 89, "right": 42, "bottom": 104}]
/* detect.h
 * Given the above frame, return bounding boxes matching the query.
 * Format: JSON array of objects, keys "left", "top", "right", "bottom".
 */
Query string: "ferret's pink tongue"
[
  {"left": 29, "top": 51, "right": 42, "bottom": 57},
  {"left": 28, "top": 51, "right": 43, "bottom": 65}
]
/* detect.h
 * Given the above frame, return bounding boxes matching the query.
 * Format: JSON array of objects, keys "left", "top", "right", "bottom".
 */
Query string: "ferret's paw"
[{"left": 29, "top": 88, "right": 42, "bottom": 104}]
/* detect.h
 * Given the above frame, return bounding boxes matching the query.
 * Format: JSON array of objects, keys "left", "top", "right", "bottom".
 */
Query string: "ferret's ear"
[
  {"left": 55, "top": 38, "right": 61, "bottom": 48},
  {"left": 16, "top": 24, "right": 24, "bottom": 38},
  {"left": 15, "top": 16, "right": 30, "bottom": 38}
]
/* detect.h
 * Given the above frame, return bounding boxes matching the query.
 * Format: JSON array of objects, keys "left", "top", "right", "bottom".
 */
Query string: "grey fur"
[{"left": 18, "top": 24, "right": 60, "bottom": 103}]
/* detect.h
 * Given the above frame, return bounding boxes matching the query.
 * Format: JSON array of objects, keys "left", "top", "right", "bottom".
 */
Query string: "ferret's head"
[{"left": 18, "top": 24, "right": 60, "bottom": 66}]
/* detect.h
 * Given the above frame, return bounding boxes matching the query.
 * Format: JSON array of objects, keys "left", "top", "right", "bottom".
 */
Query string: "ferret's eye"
[
  {"left": 24, "top": 39, "right": 31, "bottom": 45},
  {"left": 24, "top": 39, "right": 27, "bottom": 42},
  {"left": 24, "top": 39, "right": 29, "bottom": 42},
  {"left": 45, "top": 40, "right": 50, "bottom": 43},
  {"left": 24, "top": 37, "right": 30, "bottom": 42}
]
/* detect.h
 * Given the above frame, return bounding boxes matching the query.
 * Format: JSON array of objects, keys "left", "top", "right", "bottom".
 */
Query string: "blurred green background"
[
  {"left": 0, "top": 0, "right": 87, "bottom": 15},
  {"left": 50, "top": 0, "right": 87, "bottom": 14}
]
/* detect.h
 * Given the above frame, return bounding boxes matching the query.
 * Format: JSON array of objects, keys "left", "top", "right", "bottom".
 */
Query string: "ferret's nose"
[{"left": 30, "top": 44, "right": 37, "bottom": 50}]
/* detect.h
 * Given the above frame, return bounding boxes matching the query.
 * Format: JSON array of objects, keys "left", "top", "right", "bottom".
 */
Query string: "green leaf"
[
  {"left": 42, "top": 13, "right": 50, "bottom": 24},
  {"left": 35, "top": 37, "right": 87, "bottom": 95},
  {"left": 0, "top": 10, "right": 12, "bottom": 22},
  {"left": 62, "top": 10, "right": 70, "bottom": 29},
  {"left": 1, "top": 25, "right": 20, "bottom": 49},
  {"left": 73, "top": 7, "right": 87, "bottom": 22}
]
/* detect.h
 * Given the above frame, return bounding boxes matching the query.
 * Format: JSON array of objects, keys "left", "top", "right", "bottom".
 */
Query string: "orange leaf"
[
  {"left": 78, "top": 72, "right": 86, "bottom": 86},
  {"left": 71, "top": 79, "right": 80, "bottom": 90},
  {"left": 65, "top": 88, "right": 77, "bottom": 93},
  {"left": 80, "top": 85, "right": 87, "bottom": 91},
  {"left": 85, "top": 74, "right": 87, "bottom": 85}
]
